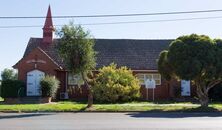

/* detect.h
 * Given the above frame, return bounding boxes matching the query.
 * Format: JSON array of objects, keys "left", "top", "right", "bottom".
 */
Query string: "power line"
[
  {"left": 0, "top": 15, "right": 222, "bottom": 28},
  {"left": 1, "top": 9, "right": 222, "bottom": 19},
  {"left": 82, "top": 16, "right": 222, "bottom": 25}
]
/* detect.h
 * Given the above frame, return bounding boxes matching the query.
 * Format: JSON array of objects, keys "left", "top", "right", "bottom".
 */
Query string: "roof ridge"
[
  {"left": 95, "top": 38, "right": 174, "bottom": 40},
  {"left": 30, "top": 37, "right": 174, "bottom": 41}
]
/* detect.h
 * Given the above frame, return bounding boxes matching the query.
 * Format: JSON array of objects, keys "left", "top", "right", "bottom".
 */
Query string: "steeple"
[{"left": 43, "top": 5, "right": 54, "bottom": 44}]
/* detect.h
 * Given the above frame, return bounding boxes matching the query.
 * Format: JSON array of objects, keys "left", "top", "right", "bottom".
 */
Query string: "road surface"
[{"left": 0, "top": 112, "right": 222, "bottom": 130}]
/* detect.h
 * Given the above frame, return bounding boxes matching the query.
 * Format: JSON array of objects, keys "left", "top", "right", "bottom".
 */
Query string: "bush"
[
  {"left": 1, "top": 80, "right": 25, "bottom": 98},
  {"left": 40, "top": 76, "right": 60, "bottom": 97},
  {"left": 92, "top": 64, "right": 141, "bottom": 103}
]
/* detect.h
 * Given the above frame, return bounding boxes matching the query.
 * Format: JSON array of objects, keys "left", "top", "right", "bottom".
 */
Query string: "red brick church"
[{"left": 13, "top": 6, "right": 194, "bottom": 100}]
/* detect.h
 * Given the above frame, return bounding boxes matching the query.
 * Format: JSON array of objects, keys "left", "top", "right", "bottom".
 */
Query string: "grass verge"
[{"left": 0, "top": 101, "right": 222, "bottom": 112}]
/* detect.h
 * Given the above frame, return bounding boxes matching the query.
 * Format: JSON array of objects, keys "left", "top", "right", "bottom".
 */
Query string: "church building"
[{"left": 13, "top": 6, "right": 193, "bottom": 100}]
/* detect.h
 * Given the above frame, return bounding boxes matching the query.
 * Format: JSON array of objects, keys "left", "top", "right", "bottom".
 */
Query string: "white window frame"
[
  {"left": 68, "top": 73, "right": 84, "bottom": 85},
  {"left": 135, "top": 73, "right": 161, "bottom": 85}
]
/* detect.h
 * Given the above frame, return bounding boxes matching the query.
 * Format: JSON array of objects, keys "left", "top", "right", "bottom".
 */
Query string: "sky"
[{"left": 1, "top": 0, "right": 222, "bottom": 73}]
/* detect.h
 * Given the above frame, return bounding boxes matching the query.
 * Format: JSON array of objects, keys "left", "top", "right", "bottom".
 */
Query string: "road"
[{"left": 0, "top": 112, "right": 222, "bottom": 130}]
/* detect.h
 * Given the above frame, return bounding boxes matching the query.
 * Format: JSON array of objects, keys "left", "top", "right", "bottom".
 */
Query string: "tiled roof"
[{"left": 23, "top": 38, "right": 173, "bottom": 70}]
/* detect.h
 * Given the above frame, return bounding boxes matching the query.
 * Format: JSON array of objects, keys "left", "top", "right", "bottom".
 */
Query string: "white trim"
[
  {"left": 68, "top": 73, "right": 84, "bottom": 86},
  {"left": 135, "top": 73, "right": 161, "bottom": 85}
]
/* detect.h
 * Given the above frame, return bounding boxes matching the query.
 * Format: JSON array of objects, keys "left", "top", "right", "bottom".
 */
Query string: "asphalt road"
[{"left": 0, "top": 112, "right": 222, "bottom": 130}]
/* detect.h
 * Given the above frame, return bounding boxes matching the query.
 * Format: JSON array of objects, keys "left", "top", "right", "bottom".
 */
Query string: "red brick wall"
[
  {"left": 14, "top": 48, "right": 196, "bottom": 100},
  {"left": 67, "top": 85, "right": 88, "bottom": 100},
  {"left": 15, "top": 48, "right": 60, "bottom": 81},
  {"left": 64, "top": 70, "right": 176, "bottom": 100},
  {"left": 55, "top": 70, "right": 67, "bottom": 99},
  {"left": 54, "top": 71, "right": 196, "bottom": 100},
  {"left": 133, "top": 71, "right": 171, "bottom": 100},
  {"left": 14, "top": 48, "right": 64, "bottom": 96}
]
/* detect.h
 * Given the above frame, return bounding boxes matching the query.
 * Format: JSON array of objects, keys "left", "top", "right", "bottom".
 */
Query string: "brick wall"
[
  {"left": 14, "top": 48, "right": 195, "bottom": 100},
  {"left": 14, "top": 48, "right": 64, "bottom": 95}
]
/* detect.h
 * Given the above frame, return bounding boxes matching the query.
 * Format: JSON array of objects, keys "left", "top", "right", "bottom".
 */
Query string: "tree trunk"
[
  {"left": 199, "top": 94, "right": 209, "bottom": 107},
  {"left": 195, "top": 79, "right": 221, "bottom": 107},
  {"left": 81, "top": 72, "right": 93, "bottom": 108},
  {"left": 87, "top": 89, "right": 93, "bottom": 108},
  {"left": 196, "top": 83, "right": 209, "bottom": 107}
]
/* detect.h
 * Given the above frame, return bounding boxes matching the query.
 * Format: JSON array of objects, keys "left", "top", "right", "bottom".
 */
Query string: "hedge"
[{"left": 1, "top": 80, "right": 25, "bottom": 98}]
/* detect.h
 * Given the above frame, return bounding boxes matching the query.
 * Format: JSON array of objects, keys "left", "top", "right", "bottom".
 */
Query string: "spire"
[{"left": 43, "top": 5, "right": 54, "bottom": 44}]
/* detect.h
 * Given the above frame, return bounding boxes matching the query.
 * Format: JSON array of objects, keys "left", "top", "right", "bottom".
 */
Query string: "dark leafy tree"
[
  {"left": 1, "top": 68, "right": 17, "bottom": 81},
  {"left": 158, "top": 34, "right": 222, "bottom": 107},
  {"left": 57, "top": 23, "right": 96, "bottom": 108}
]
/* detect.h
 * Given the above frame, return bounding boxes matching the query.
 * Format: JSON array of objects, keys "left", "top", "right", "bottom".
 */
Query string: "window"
[
  {"left": 135, "top": 73, "right": 161, "bottom": 85},
  {"left": 68, "top": 73, "right": 84, "bottom": 85}
]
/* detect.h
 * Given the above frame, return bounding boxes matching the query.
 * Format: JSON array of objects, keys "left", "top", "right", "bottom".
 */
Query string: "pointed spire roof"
[
  {"left": 43, "top": 5, "right": 54, "bottom": 44},
  {"left": 43, "top": 5, "right": 53, "bottom": 29}
]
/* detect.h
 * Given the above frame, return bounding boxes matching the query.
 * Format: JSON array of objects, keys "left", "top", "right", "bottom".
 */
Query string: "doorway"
[{"left": 26, "top": 70, "right": 45, "bottom": 96}]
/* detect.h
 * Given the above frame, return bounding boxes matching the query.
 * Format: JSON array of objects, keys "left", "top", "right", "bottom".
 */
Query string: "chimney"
[{"left": 43, "top": 5, "right": 54, "bottom": 44}]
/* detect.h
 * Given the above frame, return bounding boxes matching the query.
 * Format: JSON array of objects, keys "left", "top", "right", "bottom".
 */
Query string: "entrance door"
[
  {"left": 181, "top": 80, "right": 191, "bottom": 96},
  {"left": 27, "top": 70, "right": 45, "bottom": 96}
]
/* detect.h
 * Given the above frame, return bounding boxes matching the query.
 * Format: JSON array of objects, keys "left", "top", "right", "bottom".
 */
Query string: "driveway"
[{"left": 0, "top": 112, "right": 222, "bottom": 130}]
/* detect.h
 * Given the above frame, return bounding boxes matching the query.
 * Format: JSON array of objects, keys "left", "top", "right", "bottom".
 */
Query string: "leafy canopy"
[
  {"left": 1, "top": 68, "right": 17, "bottom": 81},
  {"left": 158, "top": 34, "right": 222, "bottom": 107},
  {"left": 158, "top": 34, "right": 221, "bottom": 81},
  {"left": 57, "top": 22, "right": 96, "bottom": 74},
  {"left": 57, "top": 22, "right": 96, "bottom": 107}
]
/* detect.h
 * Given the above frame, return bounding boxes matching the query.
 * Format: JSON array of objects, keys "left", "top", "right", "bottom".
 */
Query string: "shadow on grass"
[
  {"left": 0, "top": 113, "right": 54, "bottom": 119},
  {"left": 127, "top": 107, "right": 222, "bottom": 118}
]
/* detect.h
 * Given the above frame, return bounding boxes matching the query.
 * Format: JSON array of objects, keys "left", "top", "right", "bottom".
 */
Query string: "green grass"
[
  {"left": 0, "top": 102, "right": 85, "bottom": 112},
  {"left": 0, "top": 101, "right": 222, "bottom": 112}
]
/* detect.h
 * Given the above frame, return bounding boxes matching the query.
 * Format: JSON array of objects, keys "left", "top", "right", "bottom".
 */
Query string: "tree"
[
  {"left": 57, "top": 23, "right": 96, "bottom": 108},
  {"left": 158, "top": 34, "right": 222, "bottom": 107},
  {"left": 1, "top": 68, "right": 17, "bottom": 81}
]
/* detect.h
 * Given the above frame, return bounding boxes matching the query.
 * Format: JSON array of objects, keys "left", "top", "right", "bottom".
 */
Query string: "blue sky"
[{"left": 1, "top": 0, "right": 222, "bottom": 72}]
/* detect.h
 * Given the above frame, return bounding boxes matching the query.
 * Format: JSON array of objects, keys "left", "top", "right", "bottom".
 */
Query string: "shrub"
[
  {"left": 92, "top": 64, "right": 141, "bottom": 103},
  {"left": 40, "top": 76, "right": 60, "bottom": 97},
  {"left": 1, "top": 80, "right": 25, "bottom": 98}
]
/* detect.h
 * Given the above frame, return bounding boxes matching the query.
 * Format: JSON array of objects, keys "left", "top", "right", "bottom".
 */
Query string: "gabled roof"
[
  {"left": 23, "top": 38, "right": 173, "bottom": 70},
  {"left": 13, "top": 47, "right": 62, "bottom": 69}
]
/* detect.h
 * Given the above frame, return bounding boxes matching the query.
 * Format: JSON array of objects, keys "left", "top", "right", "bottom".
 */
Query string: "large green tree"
[
  {"left": 1, "top": 68, "right": 17, "bottom": 81},
  {"left": 158, "top": 34, "right": 222, "bottom": 107},
  {"left": 57, "top": 23, "right": 96, "bottom": 108}
]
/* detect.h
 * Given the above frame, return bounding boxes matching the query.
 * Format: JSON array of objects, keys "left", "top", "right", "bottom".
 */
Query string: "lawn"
[{"left": 0, "top": 101, "right": 222, "bottom": 112}]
